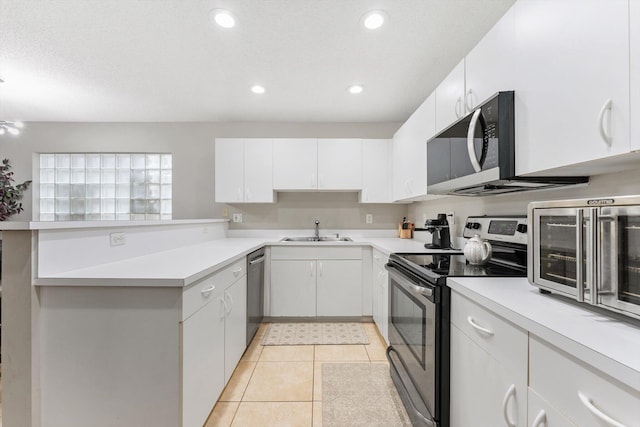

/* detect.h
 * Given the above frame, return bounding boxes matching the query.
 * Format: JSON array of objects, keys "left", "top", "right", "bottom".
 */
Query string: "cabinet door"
[
  {"left": 214, "top": 138, "right": 244, "bottom": 203},
  {"left": 270, "top": 260, "right": 316, "bottom": 316},
  {"left": 393, "top": 93, "right": 435, "bottom": 201},
  {"left": 528, "top": 387, "right": 577, "bottom": 427},
  {"left": 224, "top": 276, "right": 247, "bottom": 383},
  {"left": 631, "top": 0, "right": 640, "bottom": 151},
  {"left": 182, "top": 298, "right": 225, "bottom": 427},
  {"left": 372, "top": 262, "right": 383, "bottom": 330},
  {"left": 317, "top": 139, "right": 362, "bottom": 190},
  {"left": 244, "top": 139, "right": 274, "bottom": 203},
  {"left": 513, "top": 0, "right": 630, "bottom": 175},
  {"left": 316, "top": 260, "right": 362, "bottom": 316},
  {"left": 465, "top": 7, "right": 515, "bottom": 111},
  {"left": 272, "top": 138, "right": 318, "bottom": 190},
  {"left": 361, "top": 139, "right": 392, "bottom": 203},
  {"left": 435, "top": 59, "right": 465, "bottom": 133},
  {"left": 450, "top": 325, "right": 527, "bottom": 427}
]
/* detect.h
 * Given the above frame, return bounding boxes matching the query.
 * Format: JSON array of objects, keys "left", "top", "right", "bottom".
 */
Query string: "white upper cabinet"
[
  {"left": 215, "top": 138, "right": 274, "bottom": 203},
  {"left": 244, "top": 139, "right": 274, "bottom": 202},
  {"left": 631, "top": 0, "right": 640, "bottom": 151},
  {"left": 435, "top": 59, "right": 465, "bottom": 134},
  {"left": 464, "top": 7, "right": 515, "bottom": 112},
  {"left": 215, "top": 139, "right": 244, "bottom": 203},
  {"left": 361, "top": 139, "right": 392, "bottom": 203},
  {"left": 393, "top": 92, "right": 436, "bottom": 201},
  {"left": 317, "top": 139, "right": 362, "bottom": 190},
  {"left": 273, "top": 138, "right": 318, "bottom": 190},
  {"left": 513, "top": 0, "right": 631, "bottom": 175}
]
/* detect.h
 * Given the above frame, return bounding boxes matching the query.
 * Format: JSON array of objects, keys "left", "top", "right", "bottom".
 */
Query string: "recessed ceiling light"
[
  {"left": 251, "top": 85, "right": 265, "bottom": 94},
  {"left": 362, "top": 10, "right": 388, "bottom": 30},
  {"left": 211, "top": 9, "right": 236, "bottom": 28},
  {"left": 348, "top": 85, "right": 364, "bottom": 94}
]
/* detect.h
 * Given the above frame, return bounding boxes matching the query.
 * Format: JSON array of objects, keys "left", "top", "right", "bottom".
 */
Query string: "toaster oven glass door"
[
  {"left": 534, "top": 208, "right": 591, "bottom": 298},
  {"left": 599, "top": 206, "right": 640, "bottom": 316}
]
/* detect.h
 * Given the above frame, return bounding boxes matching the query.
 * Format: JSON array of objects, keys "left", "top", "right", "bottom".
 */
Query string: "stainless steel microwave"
[
  {"left": 528, "top": 196, "right": 640, "bottom": 320},
  {"left": 426, "top": 91, "right": 588, "bottom": 196}
]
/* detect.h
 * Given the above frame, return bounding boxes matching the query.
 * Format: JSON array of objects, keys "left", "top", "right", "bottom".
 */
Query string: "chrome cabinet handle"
[
  {"left": 220, "top": 297, "right": 227, "bottom": 319},
  {"left": 467, "top": 108, "right": 483, "bottom": 173},
  {"left": 578, "top": 391, "right": 625, "bottom": 427},
  {"left": 531, "top": 409, "right": 546, "bottom": 427},
  {"left": 502, "top": 384, "right": 517, "bottom": 427},
  {"left": 200, "top": 285, "right": 216, "bottom": 295},
  {"left": 598, "top": 99, "right": 613, "bottom": 145},
  {"left": 455, "top": 97, "right": 463, "bottom": 118},
  {"left": 465, "top": 88, "right": 474, "bottom": 112},
  {"left": 225, "top": 293, "right": 233, "bottom": 315},
  {"left": 467, "top": 316, "right": 494, "bottom": 335}
]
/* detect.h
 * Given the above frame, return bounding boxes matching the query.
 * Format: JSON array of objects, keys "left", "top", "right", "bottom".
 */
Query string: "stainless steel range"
[{"left": 385, "top": 216, "right": 528, "bottom": 427}]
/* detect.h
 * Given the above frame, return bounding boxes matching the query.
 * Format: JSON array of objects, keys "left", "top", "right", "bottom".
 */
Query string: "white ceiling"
[{"left": 0, "top": 0, "right": 514, "bottom": 123}]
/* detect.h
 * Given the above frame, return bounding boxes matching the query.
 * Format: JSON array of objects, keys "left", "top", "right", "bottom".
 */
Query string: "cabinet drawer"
[
  {"left": 182, "top": 259, "right": 245, "bottom": 320},
  {"left": 530, "top": 336, "right": 640, "bottom": 427},
  {"left": 451, "top": 291, "right": 527, "bottom": 379},
  {"left": 271, "top": 246, "right": 362, "bottom": 260}
]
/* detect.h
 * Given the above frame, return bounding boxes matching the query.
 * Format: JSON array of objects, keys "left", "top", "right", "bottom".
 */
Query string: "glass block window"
[{"left": 38, "top": 153, "right": 172, "bottom": 221}]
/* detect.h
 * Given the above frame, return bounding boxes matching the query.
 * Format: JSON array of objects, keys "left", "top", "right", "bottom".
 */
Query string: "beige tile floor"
[{"left": 204, "top": 322, "right": 389, "bottom": 427}]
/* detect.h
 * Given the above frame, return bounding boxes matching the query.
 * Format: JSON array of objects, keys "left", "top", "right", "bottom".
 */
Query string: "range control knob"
[
  {"left": 465, "top": 222, "right": 481, "bottom": 230},
  {"left": 516, "top": 224, "right": 528, "bottom": 234}
]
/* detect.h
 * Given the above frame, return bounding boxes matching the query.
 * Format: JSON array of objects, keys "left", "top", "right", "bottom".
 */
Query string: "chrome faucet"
[{"left": 314, "top": 220, "right": 320, "bottom": 239}]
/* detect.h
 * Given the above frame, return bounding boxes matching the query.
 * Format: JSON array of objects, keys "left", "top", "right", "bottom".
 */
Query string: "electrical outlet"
[
  {"left": 366, "top": 214, "right": 373, "bottom": 224},
  {"left": 109, "top": 232, "right": 126, "bottom": 247},
  {"left": 232, "top": 213, "right": 243, "bottom": 223}
]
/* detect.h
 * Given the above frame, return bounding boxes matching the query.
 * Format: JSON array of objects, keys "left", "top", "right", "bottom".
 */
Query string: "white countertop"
[
  {"left": 448, "top": 277, "right": 640, "bottom": 391},
  {"left": 34, "top": 236, "right": 431, "bottom": 287},
  {"left": 0, "top": 218, "right": 228, "bottom": 230}
]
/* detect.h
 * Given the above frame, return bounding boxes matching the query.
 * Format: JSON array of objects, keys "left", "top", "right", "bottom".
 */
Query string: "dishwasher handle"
[{"left": 249, "top": 255, "right": 265, "bottom": 265}]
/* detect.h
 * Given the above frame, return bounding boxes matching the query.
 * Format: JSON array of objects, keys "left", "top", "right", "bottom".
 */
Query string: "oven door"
[
  {"left": 386, "top": 264, "right": 439, "bottom": 427},
  {"left": 533, "top": 207, "right": 596, "bottom": 301},
  {"left": 598, "top": 206, "right": 640, "bottom": 318}
]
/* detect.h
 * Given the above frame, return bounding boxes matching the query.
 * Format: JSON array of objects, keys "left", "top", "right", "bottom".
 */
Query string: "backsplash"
[{"left": 408, "top": 167, "right": 640, "bottom": 239}]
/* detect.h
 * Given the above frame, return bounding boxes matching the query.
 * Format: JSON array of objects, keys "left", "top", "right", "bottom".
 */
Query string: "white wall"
[
  {"left": 0, "top": 121, "right": 405, "bottom": 228},
  {"left": 408, "top": 167, "right": 640, "bottom": 239}
]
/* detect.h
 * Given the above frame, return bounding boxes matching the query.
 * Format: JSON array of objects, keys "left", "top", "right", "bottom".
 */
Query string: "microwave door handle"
[
  {"left": 576, "top": 210, "right": 585, "bottom": 302},
  {"left": 467, "top": 108, "right": 483, "bottom": 172}
]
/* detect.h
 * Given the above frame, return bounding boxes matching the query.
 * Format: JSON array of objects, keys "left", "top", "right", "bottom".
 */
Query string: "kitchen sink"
[{"left": 280, "top": 236, "right": 353, "bottom": 242}]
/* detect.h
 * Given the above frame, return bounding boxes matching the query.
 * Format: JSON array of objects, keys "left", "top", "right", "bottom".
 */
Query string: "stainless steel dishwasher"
[{"left": 246, "top": 247, "right": 265, "bottom": 345}]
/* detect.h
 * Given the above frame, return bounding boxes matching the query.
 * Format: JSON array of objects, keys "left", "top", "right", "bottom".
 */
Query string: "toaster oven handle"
[{"left": 576, "top": 210, "right": 585, "bottom": 302}]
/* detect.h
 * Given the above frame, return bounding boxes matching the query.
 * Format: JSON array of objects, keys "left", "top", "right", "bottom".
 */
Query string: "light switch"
[
  {"left": 109, "top": 232, "right": 126, "bottom": 247},
  {"left": 232, "top": 213, "right": 243, "bottom": 223}
]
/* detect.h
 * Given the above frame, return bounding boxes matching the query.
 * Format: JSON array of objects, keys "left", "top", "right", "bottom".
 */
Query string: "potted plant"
[{"left": 1, "top": 158, "right": 32, "bottom": 221}]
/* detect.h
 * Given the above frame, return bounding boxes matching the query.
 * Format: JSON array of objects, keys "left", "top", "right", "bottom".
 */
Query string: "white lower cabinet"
[
  {"left": 529, "top": 336, "right": 639, "bottom": 427},
  {"left": 270, "top": 247, "right": 363, "bottom": 317},
  {"left": 450, "top": 292, "right": 528, "bottom": 427},
  {"left": 371, "top": 250, "right": 389, "bottom": 344},
  {"left": 182, "top": 288, "right": 225, "bottom": 427},
  {"left": 223, "top": 275, "right": 247, "bottom": 383},
  {"left": 270, "top": 259, "right": 317, "bottom": 316},
  {"left": 527, "top": 387, "right": 576, "bottom": 427},
  {"left": 316, "top": 259, "right": 362, "bottom": 316}
]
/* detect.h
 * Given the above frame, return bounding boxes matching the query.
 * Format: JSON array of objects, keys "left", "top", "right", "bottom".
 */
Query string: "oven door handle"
[
  {"left": 387, "top": 347, "right": 437, "bottom": 427},
  {"left": 387, "top": 266, "right": 434, "bottom": 299}
]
